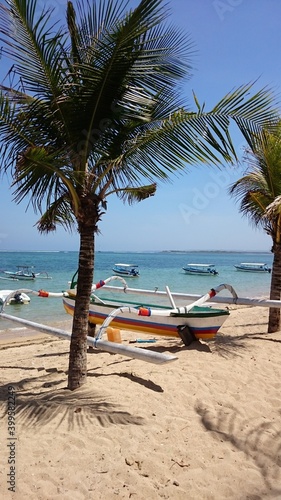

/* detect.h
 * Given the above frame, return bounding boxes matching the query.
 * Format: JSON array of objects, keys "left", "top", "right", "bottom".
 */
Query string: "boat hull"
[
  {"left": 3, "top": 272, "right": 36, "bottom": 280},
  {"left": 112, "top": 263, "right": 139, "bottom": 277},
  {"left": 112, "top": 269, "right": 139, "bottom": 277},
  {"left": 0, "top": 290, "right": 31, "bottom": 305},
  {"left": 183, "top": 269, "right": 218, "bottom": 275},
  {"left": 62, "top": 297, "right": 229, "bottom": 341},
  {"left": 234, "top": 266, "right": 270, "bottom": 273},
  {"left": 182, "top": 264, "right": 218, "bottom": 276}
]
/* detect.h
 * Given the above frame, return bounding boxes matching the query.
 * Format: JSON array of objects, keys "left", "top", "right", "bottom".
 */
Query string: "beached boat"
[
  {"left": 62, "top": 276, "right": 232, "bottom": 344},
  {"left": 182, "top": 264, "right": 219, "bottom": 276},
  {"left": 0, "top": 289, "right": 30, "bottom": 305},
  {"left": 4, "top": 276, "right": 281, "bottom": 365},
  {"left": 112, "top": 263, "right": 139, "bottom": 277},
  {"left": 234, "top": 262, "right": 271, "bottom": 273}
]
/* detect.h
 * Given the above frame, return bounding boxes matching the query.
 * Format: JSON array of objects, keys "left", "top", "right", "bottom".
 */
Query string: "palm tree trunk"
[
  {"left": 67, "top": 223, "right": 95, "bottom": 390},
  {"left": 268, "top": 244, "right": 281, "bottom": 333}
]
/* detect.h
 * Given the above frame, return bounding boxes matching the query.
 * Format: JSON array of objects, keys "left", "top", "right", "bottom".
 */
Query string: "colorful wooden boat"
[{"left": 62, "top": 278, "right": 232, "bottom": 344}]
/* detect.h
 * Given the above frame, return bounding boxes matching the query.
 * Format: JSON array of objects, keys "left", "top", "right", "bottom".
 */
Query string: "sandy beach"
[{"left": 1, "top": 306, "right": 281, "bottom": 499}]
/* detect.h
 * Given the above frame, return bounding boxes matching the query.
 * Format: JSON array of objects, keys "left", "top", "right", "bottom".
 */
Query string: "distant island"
[{"left": 160, "top": 250, "right": 272, "bottom": 254}]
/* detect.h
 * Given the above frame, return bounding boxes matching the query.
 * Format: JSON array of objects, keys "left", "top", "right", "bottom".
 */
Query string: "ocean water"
[{"left": 0, "top": 250, "right": 273, "bottom": 331}]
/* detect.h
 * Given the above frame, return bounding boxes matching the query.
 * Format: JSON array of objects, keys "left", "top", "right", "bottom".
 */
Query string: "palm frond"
[
  {"left": 217, "top": 84, "right": 279, "bottom": 149},
  {"left": 0, "top": 0, "right": 67, "bottom": 97},
  {"left": 0, "top": 0, "right": 279, "bottom": 236},
  {"left": 36, "top": 196, "right": 76, "bottom": 233},
  {"left": 11, "top": 145, "right": 80, "bottom": 217},
  {"left": 264, "top": 195, "right": 281, "bottom": 219},
  {"left": 108, "top": 182, "right": 157, "bottom": 204},
  {"left": 229, "top": 119, "right": 281, "bottom": 239}
]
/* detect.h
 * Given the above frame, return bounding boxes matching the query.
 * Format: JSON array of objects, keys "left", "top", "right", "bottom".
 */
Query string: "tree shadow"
[
  {"left": 125, "top": 339, "right": 212, "bottom": 354},
  {"left": 211, "top": 331, "right": 277, "bottom": 358},
  {"left": 35, "top": 351, "right": 70, "bottom": 358},
  {"left": 87, "top": 370, "right": 164, "bottom": 392},
  {"left": 251, "top": 336, "right": 281, "bottom": 344},
  {"left": 0, "top": 373, "right": 144, "bottom": 432},
  {"left": 195, "top": 403, "right": 281, "bottom": 497}
]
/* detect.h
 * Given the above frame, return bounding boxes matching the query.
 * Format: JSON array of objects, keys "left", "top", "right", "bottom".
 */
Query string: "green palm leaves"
[
  {"left": 0, "top": 0, "right": 278, "bottom": 231},
  {"left": 229, "top": 123, "right": 281, "bottom": 241}
]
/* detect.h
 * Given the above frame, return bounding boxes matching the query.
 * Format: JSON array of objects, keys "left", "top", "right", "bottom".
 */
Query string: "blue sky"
[{"left": 0, "top": 0, "right": 280, "bottom": 252}]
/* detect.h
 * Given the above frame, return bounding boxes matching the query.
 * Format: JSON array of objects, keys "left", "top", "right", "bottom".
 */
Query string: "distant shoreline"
[{"left": 0, "top": 249, "right": 272, "bottom": 254}]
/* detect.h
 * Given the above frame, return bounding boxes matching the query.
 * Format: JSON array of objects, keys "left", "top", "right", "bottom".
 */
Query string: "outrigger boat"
[
  {"left": 0, "top": 266, "right": 52, "bottom": 281},
  {"left": 0, "top": 284, "right": 177, "bottom": 365},
  {"left": 3, "top": 277, "right": 281, "bottom": 365},
  {"left": 2, "top": 265, "right": 37, "bottom": 280},
  {"left": 62, "top": 275, "right": 232, "bottom": 345}
]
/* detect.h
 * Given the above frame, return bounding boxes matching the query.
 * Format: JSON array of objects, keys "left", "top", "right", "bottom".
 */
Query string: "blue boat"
[
  {"left": 112, "top": 263, "right": 139, "bottom": 277},
  {"left": 234, "top": 262, "right": 271, "bottom": 273},
  {"left": 182, "top": 264, "right": 219, "bottom": 276}
]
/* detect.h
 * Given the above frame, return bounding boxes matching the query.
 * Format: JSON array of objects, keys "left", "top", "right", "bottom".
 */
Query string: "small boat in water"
[
  {"left": 182, "top": 264, "right": 219, "bottom": 276},
  {"left": 112, "top": 263, "right": 139, "bottom": 277},
  {"left": 0, "top": 289, "right": 30, "bottom": 305},
  {"left": 2, "top": 265, "right": 38, "bottom": 281},
  {"left": 234, "top": 262, "right": 271, "bottom": 273},
  {"left": 1, "top": 266, "right": 52, "bottom": 281}
]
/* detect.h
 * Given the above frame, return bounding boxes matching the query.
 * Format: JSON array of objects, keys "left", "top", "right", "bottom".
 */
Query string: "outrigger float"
[{"left": 2, "top": 275, "right": 281, "bottom": 365}]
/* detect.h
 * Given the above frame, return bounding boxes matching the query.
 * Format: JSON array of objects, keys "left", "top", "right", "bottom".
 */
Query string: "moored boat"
[
  {"left": 182, "top": 263, "right": 219, "bottom": 276},
  {"left": 112, "top": 263, "right": 139, "bottom": 277},
  {"left": 1, "top": 266, "right": 52, "bottom": 281},
  {"left": 2, "top": 266, "right": 38, "bottom": 281},
  {"left": 234, "top": 262, "right": 271, "bottom": 273},
  {"left": 0, "top": 289, "right": 31, "bottom": 305}
]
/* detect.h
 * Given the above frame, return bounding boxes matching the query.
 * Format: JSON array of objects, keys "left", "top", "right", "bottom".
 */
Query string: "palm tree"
[
  {"left": 229, "top": 122, "right": 281, "bottom": 333},
  {"left": 0, "top": 0, "right": 278, "bottom": 389}
]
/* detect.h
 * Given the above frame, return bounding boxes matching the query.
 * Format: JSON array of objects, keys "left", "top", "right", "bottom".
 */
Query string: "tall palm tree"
[
  {"left": 229, "top": 122, "right": 281, "bottom": 333},
  {"left": 0, "top": 0, "right": 278, "bottom": 389}
]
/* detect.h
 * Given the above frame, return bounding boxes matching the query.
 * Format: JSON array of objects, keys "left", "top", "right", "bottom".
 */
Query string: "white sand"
[{"left": 1, "top": 307, "right": 281, "bottom": 499}]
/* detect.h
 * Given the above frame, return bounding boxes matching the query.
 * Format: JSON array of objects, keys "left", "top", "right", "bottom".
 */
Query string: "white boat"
[
  {"left": 234, "top": 262, "right": 271, "bottom": 273},
  {"left": 182, "top": 264, "right": 219, "bottom": 276},
  {"left": 112, "top": 263, "right": 139, "bottom": 277},
  {"left": 62, "top": 276, "right": 231, "bottom": 344},
  {"left": 0, "top": 289, "right": 31, "bottom": 305},
  {"left": 1, "top": 266, "right": 52, "bottom": 281},
  {"left": 2, "top": 265, "right": 38, "bottom": 281},
  {"left": 4, "top": 276, "right": 281, "bottom": 365}
]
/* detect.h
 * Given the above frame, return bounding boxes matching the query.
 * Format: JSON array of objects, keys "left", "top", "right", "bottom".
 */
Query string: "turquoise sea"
[{"left": 0, "top": 250, "right": 273, "bottom": 331}]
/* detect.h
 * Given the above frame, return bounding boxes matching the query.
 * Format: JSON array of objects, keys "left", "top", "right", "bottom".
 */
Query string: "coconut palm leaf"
[{"left": 229, "top": 121, "right": 281, "bottom": 332}]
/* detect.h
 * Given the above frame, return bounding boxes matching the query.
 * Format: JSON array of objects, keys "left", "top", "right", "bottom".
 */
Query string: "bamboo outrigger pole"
[
  {"left": 101, "top": 282, "right": 281, "bottom": 309},
  {"left": 0, "top": 311, "right": 177, "bottom": 365}
]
